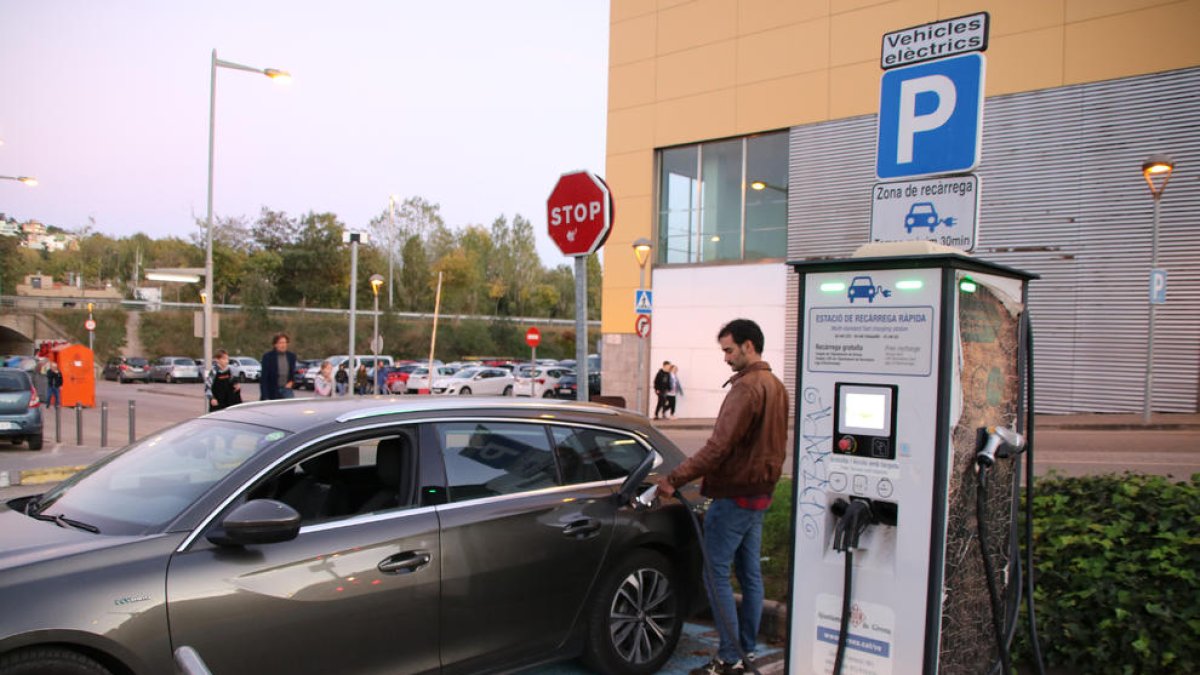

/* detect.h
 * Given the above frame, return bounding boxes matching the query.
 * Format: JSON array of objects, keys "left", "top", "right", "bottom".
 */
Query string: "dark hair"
[
  {"left": 272, "top": 332, "right": 290, "bottom": 346},
  {"left": 718, "top": 319, "right": 764, "bottom": 354},
  {"left": 214, "top": 349, "right": 228, "bottom": 358},
  {"left": 662, "top": 360, "right": 671, "bottom": 366}
]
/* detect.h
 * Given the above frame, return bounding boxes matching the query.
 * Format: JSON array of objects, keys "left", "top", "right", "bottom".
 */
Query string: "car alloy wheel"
[
  {"left": 583, "top": 550, "right": 681, "bottom": 675},
  {"left": 459, "top": 387, "right": 471, "bottom": 395},
  {"left": 503, "top": 385, "right": 513, "bottom": 396}
]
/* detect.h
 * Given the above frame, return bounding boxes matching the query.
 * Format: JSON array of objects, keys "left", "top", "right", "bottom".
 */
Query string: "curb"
[{"left": 15, "top": 465, "right": 92, "bottom": 486}]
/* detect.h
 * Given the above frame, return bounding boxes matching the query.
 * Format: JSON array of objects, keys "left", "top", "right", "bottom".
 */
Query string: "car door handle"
[
  {"left": 562, "top": 518, "right": 602, "bottom": 538},
  {"left": 378, "top": 550, "right": 431, "bottom": 574}
]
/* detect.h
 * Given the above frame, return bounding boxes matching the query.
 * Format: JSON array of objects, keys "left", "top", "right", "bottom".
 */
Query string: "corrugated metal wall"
[{"left": 787, "top": 67, "right": 1200, "bottom": 414}]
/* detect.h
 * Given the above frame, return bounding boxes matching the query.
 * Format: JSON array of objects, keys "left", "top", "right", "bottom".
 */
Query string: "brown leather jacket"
[{"left": 665, "top": 361, "right": 789, "bottom": 498}]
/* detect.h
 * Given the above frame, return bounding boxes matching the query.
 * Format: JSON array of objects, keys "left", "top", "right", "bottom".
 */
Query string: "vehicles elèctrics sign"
[{"left": 881, "top": 12, "right": 989, "bottom": 69}]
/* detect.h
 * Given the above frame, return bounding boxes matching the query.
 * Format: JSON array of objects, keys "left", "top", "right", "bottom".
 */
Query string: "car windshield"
[
  {"left": 0, "top": 372, "right": 29, "bottom": 392},
  {"left": 240, "top": 358, "right": 260, "bottom": 366},
  {"left": 174, "top": 358, "right": 194, "bottom": 366},
  {"left": 128, "top": 358, "right": 148, "bottom": 366},
  {"left": 28, "top": 418, "right": 288, "bottom": 536}
]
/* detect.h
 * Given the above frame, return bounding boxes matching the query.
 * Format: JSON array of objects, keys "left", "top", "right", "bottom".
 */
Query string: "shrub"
[{"left": 1015, "top": 473, "right": 1200, "bottom": 674}]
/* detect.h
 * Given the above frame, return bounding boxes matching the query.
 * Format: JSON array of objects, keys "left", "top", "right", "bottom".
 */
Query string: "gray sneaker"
[{"left": 690, "top": 657, "right": 740, "bottom": 675}]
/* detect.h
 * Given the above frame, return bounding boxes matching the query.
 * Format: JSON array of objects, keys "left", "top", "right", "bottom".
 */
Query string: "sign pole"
[{"left": 575, "top": 257, "right": 588, "bottom": 402}]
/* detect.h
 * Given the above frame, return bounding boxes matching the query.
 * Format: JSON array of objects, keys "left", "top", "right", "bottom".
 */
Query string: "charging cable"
[
  {"left": 974, "top": 426, "right": 1026, "bottom": 675},
  {"left": 636, "top": 485, "right": 763, "bottom": 675},
  {"left": 829, "top": 498, "right": 874, "bottom": 675}
]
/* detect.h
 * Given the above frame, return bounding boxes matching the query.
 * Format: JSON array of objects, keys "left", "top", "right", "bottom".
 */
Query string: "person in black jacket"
[
  {"left": 205, "top": 350, "right": 243, "bottom": 412},
  {"left": 260, "top": 333, "right": 298, "bottom": 400},
  {"left": 653, "top": 361, "right": 672, "bottom": 420}
]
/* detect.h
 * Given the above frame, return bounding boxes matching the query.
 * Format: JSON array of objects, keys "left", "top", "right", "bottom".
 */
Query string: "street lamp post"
[
  {"left": 204, "top": 49, "right": 290, "bottom": 390},
  {"left": 632, "top": 237, "right": 653, "bottom": 414},
  {"left": 387, "top": 196, "right": 396, "bottom": 309},
  {"left": 1141, "top": 154, "right": 1175, "bottom": 423},
  {"left": 370, "top": 273, "right": 384, "bottom": 393}
]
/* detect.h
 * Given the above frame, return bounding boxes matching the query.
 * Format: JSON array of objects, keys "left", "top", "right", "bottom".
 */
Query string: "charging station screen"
[{"left": 838, "top": 385, "right": 894, "bottom": 437}]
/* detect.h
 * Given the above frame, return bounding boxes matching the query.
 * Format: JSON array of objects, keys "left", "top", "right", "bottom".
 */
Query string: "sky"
[{"left": 0, "top": 1, "right": 610, "bottom": 264}]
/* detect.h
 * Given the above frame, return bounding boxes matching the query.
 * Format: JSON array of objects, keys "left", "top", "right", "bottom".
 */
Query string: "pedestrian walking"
[
  {"left": 653, "top": 361, "right": 672, "bottom": 419},
  {"left": 665, "top": 363, "right": 684, "bottom": 419},
  {"left": 314, "top": 360, "right": 335, "bottom": 397},
  {"left": 44, "top": 361, "right": 62, "bottom": 408},
  {"left": 259, "top": 333, "right": 298, "bottom": 400},
  {"left": 655, "top": 319, "right": 788, "bottom": 675},
  {"left": 205, "top": 350, "right": 243, "bottom": 412}
]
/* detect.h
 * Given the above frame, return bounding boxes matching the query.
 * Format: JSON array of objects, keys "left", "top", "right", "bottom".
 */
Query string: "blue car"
[
  {"left": 848, "top": 276, "right": 878, "bottom": 303},
  {"left": 0, "top": 368, "right": 44, "bottom": 450}
]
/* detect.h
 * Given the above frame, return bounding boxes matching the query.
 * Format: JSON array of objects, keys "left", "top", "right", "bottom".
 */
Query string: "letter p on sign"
[{"left": 876, "top": 53, "right": 985, "bottom": 180}]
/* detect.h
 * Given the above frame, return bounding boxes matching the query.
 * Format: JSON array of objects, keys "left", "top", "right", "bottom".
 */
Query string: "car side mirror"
[{"left": 208, "top": 499, "right": 301, "bottom": 547}]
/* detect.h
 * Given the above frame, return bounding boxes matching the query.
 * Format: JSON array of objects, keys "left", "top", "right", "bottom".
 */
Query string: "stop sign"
[
  {"left": 547, "top": 170, "right": 613, "bottom": 256},
  {"left": 525, "top": 327, "right": 541, "bottom": 348}
]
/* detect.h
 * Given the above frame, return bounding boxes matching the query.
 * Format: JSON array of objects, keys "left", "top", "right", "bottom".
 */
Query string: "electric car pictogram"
[{"left": 904, "top": 202, "right": 958, "bottom": 233}]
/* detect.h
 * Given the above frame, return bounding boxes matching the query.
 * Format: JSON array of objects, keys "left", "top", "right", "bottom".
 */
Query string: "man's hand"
[
  {"left": 210, "top": 398, "right": 219, "bottom": 407},
  {"left": 655, "top": 476, "right": 676, "bottom": 498}
]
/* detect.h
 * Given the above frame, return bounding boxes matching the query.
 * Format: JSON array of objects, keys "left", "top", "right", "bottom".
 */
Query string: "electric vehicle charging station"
[{"left": 787, "top": 248, "right": 1037, "bottom": 675}]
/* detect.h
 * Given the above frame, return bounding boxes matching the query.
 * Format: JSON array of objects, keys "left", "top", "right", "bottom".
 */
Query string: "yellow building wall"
[{"left": 602, "top": 0, "right": 1200, "bottom": 334}]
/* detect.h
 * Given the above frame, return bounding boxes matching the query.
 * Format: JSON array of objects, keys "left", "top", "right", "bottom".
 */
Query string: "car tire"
[
  {"left": 0, "top": 647, "right": 111, "bottom": 675},
  {"left": 459, "top": 387, "right": 472, "bottom": 396},
  {"left": 542, "top": 390, "right": 555, "bottom": 398},
  {"left": 27, "top": 434, "right": 43, "bottom": 451},
  {"left": 166, "top": 375, "right": 174, "bottom": 384},
  {"left": 238, "top": 373, "right": 246, "bottom": 383},
  {"left": 502, "top": 385, "right": 513, "bottom": 396},
  {"left": 582, "top": 549, "right": 683, "bottom": 675}
]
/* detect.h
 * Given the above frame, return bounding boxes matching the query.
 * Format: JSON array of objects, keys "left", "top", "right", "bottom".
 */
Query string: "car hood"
[{"left": 0, "top": 507, "right": 146, "bottom": 572}]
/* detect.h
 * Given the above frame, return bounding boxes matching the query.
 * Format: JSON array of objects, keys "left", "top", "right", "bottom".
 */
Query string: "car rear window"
[
  {"left": 0, "top": 372, "right": 30, "bottom": 392},
  {"left": 174, "top": 358, "right": 194, "bottom": 366}
]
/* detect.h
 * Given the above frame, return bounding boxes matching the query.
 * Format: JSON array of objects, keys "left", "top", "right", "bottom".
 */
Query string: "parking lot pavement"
[{"left": 522, "top": 622, "right": 784, "bottom": 675}]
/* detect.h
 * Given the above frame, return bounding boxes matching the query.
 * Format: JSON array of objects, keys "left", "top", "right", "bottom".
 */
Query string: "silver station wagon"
[{"left": 0, "top": 397, "right": 703, "bottom": 675}]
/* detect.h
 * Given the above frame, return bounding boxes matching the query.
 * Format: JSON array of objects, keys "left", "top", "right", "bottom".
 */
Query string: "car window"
[
  {"left": 30, "top": 419, "right": 284, "bottom": 535},
  {"left": 434, "top": 422, "right": 557, "bottom": 502},
  {"left": 129, "top": 358, "right": 148, "bottom": 366},
  {"left": 250, "top": 431, "right": 418, "bottom": 524},
  {"left": 0, "top": 371, "right": 29, "bottom": 392},
  {"left": 548, "top": 426, "right": 647, "bottom": 481},
  {"left": 174, "top": 358, "right": 193, "bottom": 366}
]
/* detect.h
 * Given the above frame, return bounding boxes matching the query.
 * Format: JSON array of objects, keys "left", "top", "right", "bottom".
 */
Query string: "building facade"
[{"left": 600, "top": 0, "right": 1200, "bottom": 417}]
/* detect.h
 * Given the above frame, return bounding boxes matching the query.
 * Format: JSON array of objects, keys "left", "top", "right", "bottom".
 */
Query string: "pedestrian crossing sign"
[{"left": 634, "top": 289, "right": 653, "bottom": 314}]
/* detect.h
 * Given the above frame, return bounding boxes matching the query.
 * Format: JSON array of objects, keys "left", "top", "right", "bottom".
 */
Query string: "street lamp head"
[
  {"left": 1142, "top": 154, "right": 1175, "bottom": 198},
  {"left": 199, "top": 291, "right": 208, "bottom": 305},
  {"left": 18, "top": 176, "right": 38, "bottom": 186},
  {"left": 632, "top": 237, "right": 653, "bottom": 268},
  {"left": 263, "top": 68, "right": 292, "bottom": 84},
  {"left": 750, "top": 181, "right": 766, "bottom": 191},
  {"left": 369, "top": 273, "right": 385, "bottom": 296}
]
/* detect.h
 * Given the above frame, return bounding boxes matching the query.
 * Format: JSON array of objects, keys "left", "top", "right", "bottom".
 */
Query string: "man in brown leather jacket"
[{"left": 657, "top": 318, "right": 788, "bottom": 675}]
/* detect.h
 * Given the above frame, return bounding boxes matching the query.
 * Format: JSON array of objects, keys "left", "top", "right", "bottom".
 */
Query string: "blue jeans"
[
  {"left": 703, "top": 498, "right": 765, "bottom": 663},
  {"left": 278, "top": 388, "right": 295, "bottom": 399}
]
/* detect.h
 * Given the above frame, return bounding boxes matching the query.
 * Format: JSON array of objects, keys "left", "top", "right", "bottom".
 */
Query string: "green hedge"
[
  {"left": 1016, "top": 473, "right": 1200, "bottom": 674},
  {"left": 760, "top": 474, "right": 1200, "bottom": 673},
  {"left": 43, "top": 308, "right": 127, "bottom": 362}
]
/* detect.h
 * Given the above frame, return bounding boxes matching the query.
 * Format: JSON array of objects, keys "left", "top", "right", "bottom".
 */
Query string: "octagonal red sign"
[{"left": 547, "top": 170, "right": 613, "bottom": 257}]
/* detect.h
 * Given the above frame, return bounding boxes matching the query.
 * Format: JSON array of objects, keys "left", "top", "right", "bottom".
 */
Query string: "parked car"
[
  {"left": 514, "top": 366, "right": 575, "bottom": 398},
  {"left": 0, "top": 397, "right": 702, "bottom": 675},
  {"left": 383, "top": 362, "right": 423, "bottom": 393},
  {"left": 0, "top": 367, "right": 43, "bottom": 450},
  {"left": 229, "top": 357, "right": 263, "bottom": 383},
  {"left": 150, "top": 357, "right": 201, "bottom": 383},
  {"left": 102, "top": 356, "right": 150, "bottom": 384},
  {"left": 403, "top": 365, "right": 459, "bottom": 394},
  {"left": 431, "top": 367, "right": 515, "bottom": 396},
  {"left": 555, "top": 372, "right": 602, "bottom": 400}
]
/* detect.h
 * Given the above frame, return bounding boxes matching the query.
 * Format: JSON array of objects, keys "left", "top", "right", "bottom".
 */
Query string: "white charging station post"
[{"left": 786, "top": 251, "right": 1035, "bottom": 675}]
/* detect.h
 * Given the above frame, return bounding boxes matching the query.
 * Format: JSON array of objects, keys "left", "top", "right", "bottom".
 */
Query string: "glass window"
[
  {"left": 549, "top": 426, "right": 648, "bottom": 481},
  {"left": 659, "top": 145, "right": 699, "bottom": 264},
  {"left": 745, "top": 131, "right": 789, "bottom": 259},
  {"left": 656, "top": 130, "right": 789, "bottom": 264},
  {"left": 435, "top": 422, "right": 557, "bottom": 502}
]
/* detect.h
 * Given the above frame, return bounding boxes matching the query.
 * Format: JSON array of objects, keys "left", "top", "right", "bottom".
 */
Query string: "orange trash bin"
[{"left": 55, "top": 344, "right": 96, "bottom": 408}]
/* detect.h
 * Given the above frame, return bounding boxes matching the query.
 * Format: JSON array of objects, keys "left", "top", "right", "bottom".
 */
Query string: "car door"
[
  {"left": 428, "top": 420, "right": 617, "bottom": 674},
  {"left": 166, "top": 429, "right": 441, "bottom": 675}
]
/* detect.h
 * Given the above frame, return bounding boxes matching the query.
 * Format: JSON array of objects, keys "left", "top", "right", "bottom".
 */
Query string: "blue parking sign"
[{"left": 877, "top": 53, "right": 986, "bottom": 180}]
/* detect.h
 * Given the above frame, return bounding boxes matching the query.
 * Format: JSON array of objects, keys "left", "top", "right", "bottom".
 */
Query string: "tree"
[{"left": 277, "top": 212, "right": 347, "bottom": 307}]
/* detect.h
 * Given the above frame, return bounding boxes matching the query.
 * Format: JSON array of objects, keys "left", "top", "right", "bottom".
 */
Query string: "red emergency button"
[{"left": 837, "top": 436, "right": 856, "bottom": 453}]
